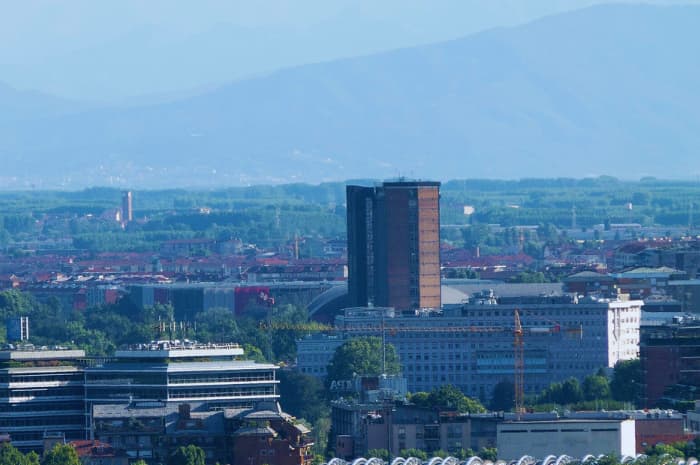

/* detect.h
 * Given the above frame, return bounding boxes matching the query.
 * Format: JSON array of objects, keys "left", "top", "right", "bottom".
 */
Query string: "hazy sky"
[{"left": 2, "top": 0, "right": 699, "bottom": 101}]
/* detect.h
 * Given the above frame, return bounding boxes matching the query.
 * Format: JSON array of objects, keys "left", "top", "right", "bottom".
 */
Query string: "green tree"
[
  {"left": 194, "top": 307, "right": 239, "bottom": 343},
  {"left": 462, "top": 224, "right": 491, "bottom": 248},
  {"left": 610, "top": 359, "right": 641, "bottom": 404},
  {"left": 0, "top": 443, "right": 32, "bottom": 465},
  {"left": 478, "top": 447, "right": 498, "bottom": 461},
  {"left": 582, "top": 374, "right": 611, "bottom": 401},
  {"left": 412, "top": 385, "right": 486, "bottom": 413},
  {"left": 325, "top": 337, "right": 400, "bottom": 385},
  {"left": 561, "top": 378, "right": 584, "bottom": 404},
  {"left": 490, "top": 379, "right": 515, "bottom": 411},
  {"left": 645, "top": 443, "right": 684, "bottom": 458},
  {"left": 508, "top": 271, "right": 548, "bottom": 283},
  {"left": 169, "top": 445, "right": 205, "bottom": 465},
  {"left": 268, "top": 304, "right": 309, "bottom": 362},
  {"left": 278, "top": 370, "right": 328, "bottom": 423},
  {"left": 595, "top": 454, "right": 621, "bottom": 465},
  {"left": 409, "top": 392, "right": 430, "bottom": 406},
  {"left": 368, "top": 449, "right": 389, "bottom": 461},
  {"left": 242, "top": 343, "right": 267, "bottom": 363},
  {"left": 41, "top": 444, "right": 80, "bottom": 465},
  {"left": 0, "top": 289, "right": 34, "bottom": 317},
  {"left": 538, "top": 378, "right": 584, "bottom": 405},
  {"left": 25, "top": 451, "right": 40, "bottom": 465},
  {"left": 399, "top": 449, "right": 428, "bottom": 460}
]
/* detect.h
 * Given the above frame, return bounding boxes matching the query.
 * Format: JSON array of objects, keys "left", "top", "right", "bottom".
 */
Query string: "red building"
[
  {"left": 634, "top": 411, "right": 694, "bottom": 453},
  {"left": 69, "top": 440, "right": 128, "bottom": 465},
  {"left": 640, "top": 319, "right": 700, "bottom": 407},
  {"left": 229, "top": 402, "right": 314, "bottom": 465}
]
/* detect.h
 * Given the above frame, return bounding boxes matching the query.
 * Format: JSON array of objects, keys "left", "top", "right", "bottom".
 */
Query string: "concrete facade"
[
  {"left": 303, "top": 294, "right": 642, "bottom": 400},
  {"left": 497, "top": 419, "right": 636, "bottom": 460}
]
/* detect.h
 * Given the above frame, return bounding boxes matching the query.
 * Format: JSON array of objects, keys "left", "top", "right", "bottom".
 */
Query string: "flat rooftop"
[
  {"left": 0, "top": 347, "right": 85, "bottom": 360},
  {"left": 114, "top": 341, "right": 244, "bottom": 358}
]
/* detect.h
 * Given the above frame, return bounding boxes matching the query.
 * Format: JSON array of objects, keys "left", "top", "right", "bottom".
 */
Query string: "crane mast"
[{"left": 514, "top": 309, "right": 525, "bottom": 419}]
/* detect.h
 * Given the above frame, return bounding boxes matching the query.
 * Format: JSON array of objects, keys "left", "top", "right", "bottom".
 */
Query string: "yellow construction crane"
[
  {"left": 261, "top": 313, "right": 570, "bottom": 412},
  {"left": 514, "top": 309, "right": 525, "bottom": 419}
]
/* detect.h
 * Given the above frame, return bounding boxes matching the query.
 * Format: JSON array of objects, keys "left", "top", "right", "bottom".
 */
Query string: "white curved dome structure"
[
  {"left": 465, "top": 457, "right": 484, "bottom": 465},
  {"left": 515, "top": 456, "right": 536, "bottom": 465},
  {"left": 322, "top": 453, "right": 693, "bottom": 465},
  {"left": 553, "top": 456, "right": 573, "bottom": 465}
]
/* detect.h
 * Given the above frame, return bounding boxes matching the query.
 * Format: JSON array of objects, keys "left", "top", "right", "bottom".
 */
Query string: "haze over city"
[
  {"left": 1, "top": 3, "right": 700, "bottom": 465},
  {"left": 3, "top": 0, "right": 700, "bottom": 188}
]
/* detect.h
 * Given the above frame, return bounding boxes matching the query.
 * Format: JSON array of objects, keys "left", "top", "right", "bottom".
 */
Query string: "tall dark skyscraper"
[{"left": 347, "top": 180, "right": 441, "bottom": 311}]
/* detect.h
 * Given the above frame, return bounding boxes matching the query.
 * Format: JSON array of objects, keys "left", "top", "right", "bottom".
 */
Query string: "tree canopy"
[
  {"left": 169, "top": 445, "right": 205, "bottom": 465},
  {"left": 610, "top": 359, "right": 642, "bottom": 404},
  {"left": 278, "top": 369, "right": 328, "bottom": 423},
  {"left": 490, "top": 379, "right": 515, "bottom": 411},
  {"left": 41, "top": 444, "right": 80, "bottom": 465},
  {"left": 583, "top": 374, "right": 611, "bottom": 401},
  {"left": 0, "top": 443, "right": 38, "bottom": 465},
  {"left": 325, "top": 337, "right": 401, "bottom": 384},
  {"left": 410, "top": 385, "right": 486, "bottom": 413}
]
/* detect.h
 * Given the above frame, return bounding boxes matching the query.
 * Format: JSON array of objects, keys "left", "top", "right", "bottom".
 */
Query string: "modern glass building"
[
  {"left": 0, "top": 341, "right": 279, "bottom": 453},
  {"left": 0, "top": 348, "right": 88, "bottom": 452},
  {"left": 85, "top": 341, "right": 279, "bottom": 408}
]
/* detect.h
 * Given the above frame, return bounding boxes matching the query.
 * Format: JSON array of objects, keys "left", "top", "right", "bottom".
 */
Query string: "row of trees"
[
  {"left": 0, "top": 289, "right": 309, "bottom": 362},
  {"left": 367, "top": 447, "right": 497, "bottom": 461},
  {"left": 489, "top": 361, "right": 643, "bottom": 412},
  {"left": 2, "top": 179, "right": 700, "bottom": 255},
  {"left": 0, "top": 443, "right": 206, "bottom": 465}
]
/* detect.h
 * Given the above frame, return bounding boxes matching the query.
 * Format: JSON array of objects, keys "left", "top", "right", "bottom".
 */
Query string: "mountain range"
[{"left": 2, "top": 3, "right": 700, "bottom": 188}]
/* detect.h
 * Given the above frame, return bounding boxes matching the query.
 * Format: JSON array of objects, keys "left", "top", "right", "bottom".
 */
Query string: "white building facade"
[
  {"left": 497, "top": 418, "right": 636, "bottom": 460},
  {"left": 298, "top": 294, "right": 642, "bottom": 401}
]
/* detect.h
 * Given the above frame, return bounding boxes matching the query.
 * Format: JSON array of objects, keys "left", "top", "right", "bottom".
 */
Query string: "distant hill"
[
  {"left": 0, "top": 81, "right": 87, "bottom": 123},
  {"left": 2, "top": 3, "right": 700, "bottom": 188}
]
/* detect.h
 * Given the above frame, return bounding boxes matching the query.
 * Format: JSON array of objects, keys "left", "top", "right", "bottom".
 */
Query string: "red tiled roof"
[{"left": 69, "top": 440, "right": 123, "bottom": 458}]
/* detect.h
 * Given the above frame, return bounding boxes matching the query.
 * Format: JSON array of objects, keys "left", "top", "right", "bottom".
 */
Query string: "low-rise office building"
[
  {"left": 93, "top": 401, "right": 227, "bottom": 464},
  {"left": 0, "top": 347, "right": 88, "bottom": 452},
  {"left": 0, "top": 342, "right": 280, "bottom": 454},
  {"left": 497, "top": 417, "right": 636, "bottom": 460},
  {"left": 85, "top": 341, "right": 279, "bottom": 408},
  {"left": 332, "top": 400, "right": 500, "bottom": 459}
]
